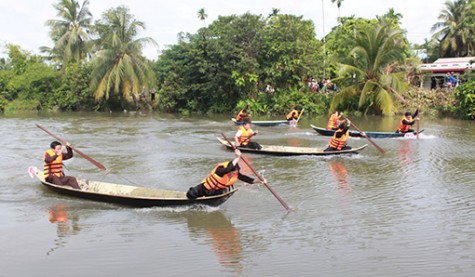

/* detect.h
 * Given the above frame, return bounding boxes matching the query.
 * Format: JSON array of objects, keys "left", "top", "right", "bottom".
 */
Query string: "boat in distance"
[
  {"left": 232, "top": 118, "right": 289, "bottom": 126},
  {"left": 28, "top": 167, "right": 237, "bottom": 208},
  {"left": 216, "top": 137, "right": 367, "bottom": 156},
  {"left": 310, "top": 124, "right": 424, "bottom": 139}
]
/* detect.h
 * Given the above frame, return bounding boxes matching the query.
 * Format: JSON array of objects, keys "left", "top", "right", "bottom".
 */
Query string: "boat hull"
[
  {"left": 310, "top": 124, "right": 424, "bottom": 138},
  {"left": 31, "top": 168, "right": 236, "bottom": 208},
  {"left": 217, "top": 137, "right": 367, "bottom": 156},
  {"left": 232, "top": 118, "right": 289, "bottom": 126}
]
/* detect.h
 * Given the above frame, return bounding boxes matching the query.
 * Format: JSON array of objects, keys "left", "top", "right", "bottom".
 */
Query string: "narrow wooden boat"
[
  {"left": 232, "top": 118, "right": 289, "bottom": 126},
  {"left": 29, "top": 167, "right": 236, "bottom": 208},
  {"left": 217, "top": 137, "right": 367, "bottom": 156},
  {"left": 310, "top": 124, "right": 424, "bottom": 139}
]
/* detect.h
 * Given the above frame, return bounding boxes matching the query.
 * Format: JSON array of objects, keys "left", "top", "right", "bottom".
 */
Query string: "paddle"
[
  {"left": 36, "top": 124, "right": 107, "bottom": 171},
  {"left": 221, "top": 133, "right": 292, "bottom": 212},
  {"left": 340, "top": 116, "right": 386, "bottom": 156},
  {"left": 416, "top": 105, "right": 420, "bottom": 140},
  {"left": 240, "top": 132, "right": 257, "bottom": 144},
  {"left": 294, "top": 108, "right": 304, "bottom": 127}
]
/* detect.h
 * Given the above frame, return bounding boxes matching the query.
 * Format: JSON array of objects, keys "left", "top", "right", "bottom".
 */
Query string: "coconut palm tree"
[
  {"left": 331, "top": 22, "right": 408, "bottom": 115},
  {"left": 431, "top": 0, "right": 474, "bottom": 57},
  {"left": 89, "top": 6, "right": 157, "bottom": 106},
  {"left": 45, "top": 0, "right": 92, "bottom": 64},
  {"left": 197, "top": 8, "right": 207, "bottom": 27},
  {"left": 331, "top": 0, "right": 344, "bottom": 21}
]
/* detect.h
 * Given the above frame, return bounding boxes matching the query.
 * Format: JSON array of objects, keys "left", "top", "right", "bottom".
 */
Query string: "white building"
[{"left": 419, "top": 57, "right": 475, "bottom": 89}]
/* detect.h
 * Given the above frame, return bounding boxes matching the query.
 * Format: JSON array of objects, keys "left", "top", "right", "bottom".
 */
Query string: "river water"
[{"left": 1, "top": 112, "right": 475, "bottom": 276}]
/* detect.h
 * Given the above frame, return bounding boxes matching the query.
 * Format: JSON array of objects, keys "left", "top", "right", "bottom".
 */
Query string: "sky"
[{"left": 0, "top": 0, "right": 448, "bottom": 60}]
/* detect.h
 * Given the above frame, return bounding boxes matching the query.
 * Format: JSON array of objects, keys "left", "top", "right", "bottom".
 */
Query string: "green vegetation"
[{"left": 0, "top": 0, "right": 475, "bottom": 119}]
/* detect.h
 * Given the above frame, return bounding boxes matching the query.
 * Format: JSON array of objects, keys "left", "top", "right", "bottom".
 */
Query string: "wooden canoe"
[
  {"left": 217, "top": 137, "right": 367, "bottom": 156},
  {"left": 232, "top": 118, "right": 289, "bottom": 126},
  {"left": 29, "top": 167, "right": 236, "bottom": 208},
  {"left": 310, "top": 124, "right": 424, "bottom": 139}
]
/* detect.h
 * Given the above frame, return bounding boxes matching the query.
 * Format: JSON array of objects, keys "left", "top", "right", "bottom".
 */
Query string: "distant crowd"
[{"left": 306, "top": 77, "right": 339, "bottom": 93}]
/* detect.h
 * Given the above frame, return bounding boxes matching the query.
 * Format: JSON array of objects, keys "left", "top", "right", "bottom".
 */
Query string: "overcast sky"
[{"left": 0, "top": 0, "right": 448, "bottom": 60}]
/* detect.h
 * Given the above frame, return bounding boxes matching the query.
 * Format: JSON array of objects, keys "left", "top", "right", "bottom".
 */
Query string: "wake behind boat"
[
  {"left": 232, "top": 118, "right": 289, "bottom": 126},
  {"left": 310, "top": 124, "right": 424, "bottom": 139},
  {"left": 28, "top": 167, "right": 237, "bottom": 208},
  {"left": 217, "top": 137, "right": 367, "bottom": 156}
]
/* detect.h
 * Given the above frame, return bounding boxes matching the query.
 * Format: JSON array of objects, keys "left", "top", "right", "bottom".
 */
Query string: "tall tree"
[
  {"left": 197, "top": 8, "right": 208, "bottom": 27},
  {"left": 45, "top": 0, "right": 92, "bottom": 64},
  {"left": 90, "top": 6, "right": 157, "bottom": 107},
  {"left": 331, "top": 0, "right": 344, "bottom": 21},
  {"left": 332, "top": 22, "right": 408, "bottom": 115},
  {"left": 431, "top": 0, "right": 474, "bottom": 57}
]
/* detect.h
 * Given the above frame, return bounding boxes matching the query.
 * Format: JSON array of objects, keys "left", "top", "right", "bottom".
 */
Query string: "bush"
[{"left": 453, "top": 81, "right": 475, "bottom": 119}]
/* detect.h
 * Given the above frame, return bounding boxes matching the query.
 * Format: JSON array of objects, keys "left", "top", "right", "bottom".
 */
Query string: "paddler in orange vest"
[
  {"left": 327, "top": 110, "right": 341, "bottom": 130},
  {"left": 325, "top": 119, "right": 352, "bottom": 151},
  {"left": 186, "top": 149, "right": 264, "bottom": 199},
  {"left": 396, "top": 105, "right": 420, "bottom": 133},
  {"left": 44, "top": 141, "right": 80, "bottom": 189},
  {"left": 286, "top": 106, "right": 300, "bottom": 123},
  {"left": 235, "top": 104, "right": 249, "bottom": 122},
  {"left": 234, "top": 118, "right": 262, "bottom": 150}
]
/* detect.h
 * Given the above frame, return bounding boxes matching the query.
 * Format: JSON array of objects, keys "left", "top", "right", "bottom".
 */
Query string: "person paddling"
[
  {"left": 327, "top": 110, "right": 342, "bottom": 130},
  {"left": 397, "top": 105, "right": 420, "bottom": 133},
  {"left": 325, "top": 119, "right": 352, "bottom": 151},
  {"left": 286, "top": 106, "right": 300, "bottom": 123},
  {"left": 186, "top": 149, "right": 264, "bottom": 199},
  {"left": 44, "top": 141, "right": 80, "bottom": 189},
  {"left": 235, "top": 118, "right": 262, "bottom": 150},
  {"left": 235, "top": 104, "right": 249, "bottom": 122}
]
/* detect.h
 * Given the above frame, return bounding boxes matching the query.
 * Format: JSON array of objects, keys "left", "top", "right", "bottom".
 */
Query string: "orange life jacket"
[
  {"left": 398, "top": 116, "right": 412, "bottom": 133},
  {"left": 327, "top": 114, "right": 339, "bottom": 130},
  {"left": 202, "top": 162, "right": 239, "bottom": 192},
  {"left": 44, "top": 149, "right": 64, "bottom": 178},
  {"left": 238, "top": 126, "right": 253, "bottom": 145},
  {"left": 286, "top": 110, "right": 298, "bottom": 120},
  {"left": 329, "top": 129, "right": 349, "bottom": 150},
  {"left": 235, "top": 110, "right": 246, "bottom": 121}
]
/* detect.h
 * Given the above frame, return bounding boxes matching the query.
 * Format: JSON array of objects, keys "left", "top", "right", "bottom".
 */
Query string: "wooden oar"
[
  {"left": 241, "top": 132, "right": 257, "bottom": 144},
  {"left": 416, "top": 115, "right": 420, "bottom": 140},
  {"left": 416, "top": 103, "right": 420, "bottom": 140},
  {"left": 36, "top": 124, "right": 107, "bottom": 171},
  {"left": 221, "top": 133, "right": 292, "bottom": 212},
  {"left": 341, "top": 116, "right": 386, "bottom": 156},
  {"left": 294, "top": 108, "right": 304, "bottom": 127}
]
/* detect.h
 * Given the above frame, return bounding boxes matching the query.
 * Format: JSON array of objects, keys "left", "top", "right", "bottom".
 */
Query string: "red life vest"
[
  {"left": 327, "top": 114, "right": 339, "bottom": 130},
  {"left": 329, "top": 129, "right": 349, "bottom": 150},
  {"left": 398, "top": 116, "right": 412, "bottom": 133},
  {"left": 44, "top": 149, "right": 64, "bottom": 178},
  {"left": 202, "top": 162, "right": 239, "bottom": 192},
  {"left": 238, "top": 126, "right": 253, "bottom": 145}
]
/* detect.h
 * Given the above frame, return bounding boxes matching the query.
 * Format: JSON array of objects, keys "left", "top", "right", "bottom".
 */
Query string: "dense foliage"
[
  {"left": 0, "top": 0, "right": 474, "bottom": 119},
  {"left": 154, "top": 12, "right": 323, "bottom": 114}
]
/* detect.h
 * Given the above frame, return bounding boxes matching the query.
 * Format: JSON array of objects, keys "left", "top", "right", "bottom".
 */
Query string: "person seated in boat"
[
  {"left": 325, "top": 119, "right": 351, "bottom": 151},
  {"left": 44, "top": 141, "right": 81, "bottom": 190},
  {"left": 286, "top": 107, "right": 300, "bottom": 122},
  {"left": 396, "top": 106, "right": 420, "bottom": 133},
  {"left": 327, "top": 110, "right": 342, "bottom": 130},
  {"left": 235, "top": 118, "right": 262, "bottom": 150},
  {"left": 186, "top": 149, "right": 263, "bottom": 199},
  {"left": 235, "top": 104, "right": 249, "bottom": 122}
]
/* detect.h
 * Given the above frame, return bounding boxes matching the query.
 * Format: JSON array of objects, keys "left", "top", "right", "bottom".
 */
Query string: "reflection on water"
[
  {"left": 165, "top": 211, "right": 243, "bottom": 274},
  {"left": 329, "top": 159, "right": 351, "bottom": 192},
  {"left": 47, "top": 204, "right": 81, "bottom": 256},
  {"left": 398, "top": 140, "right": 414, "bottom": 166}
]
